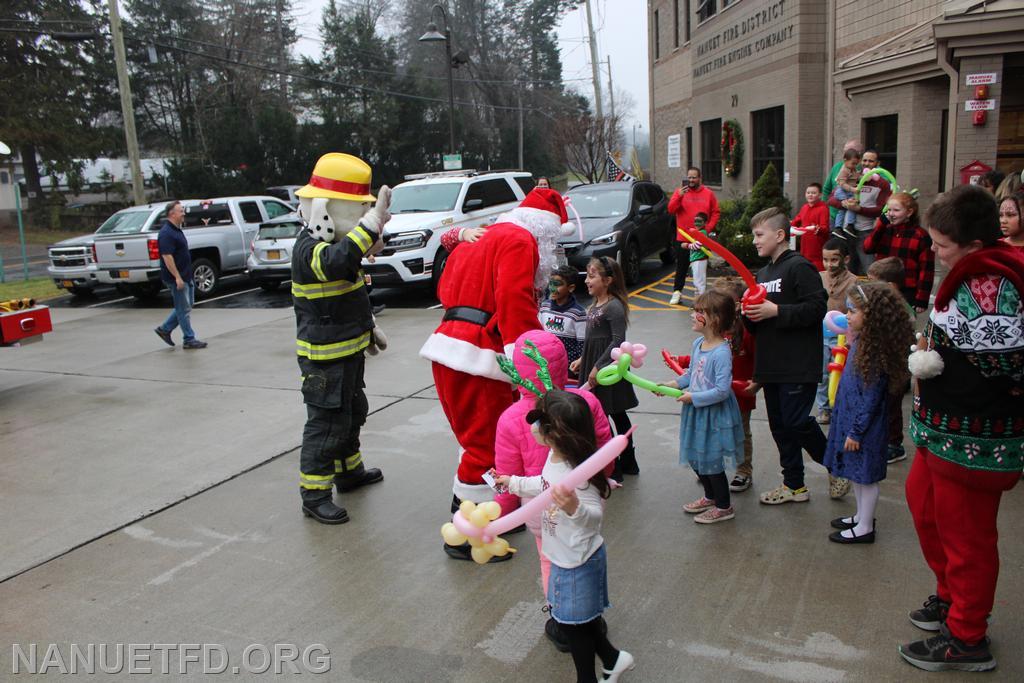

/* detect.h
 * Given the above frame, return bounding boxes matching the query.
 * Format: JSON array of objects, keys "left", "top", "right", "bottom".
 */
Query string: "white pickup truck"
[{"left": 93, "top": 196, "right": 295, "bottom": 299}]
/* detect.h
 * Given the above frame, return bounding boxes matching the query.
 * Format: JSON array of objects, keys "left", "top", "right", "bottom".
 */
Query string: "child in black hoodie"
[{"left": 742, "top": 208, "right": 842, "bottom": 504}]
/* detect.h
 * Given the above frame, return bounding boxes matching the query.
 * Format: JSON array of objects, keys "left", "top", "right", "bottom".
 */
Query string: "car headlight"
[
  {"left": 385, "top": 229, "right": 432, "bottom": 252},
  {"left": 588, "top": 231, "right": 620, "bottom": 247}
]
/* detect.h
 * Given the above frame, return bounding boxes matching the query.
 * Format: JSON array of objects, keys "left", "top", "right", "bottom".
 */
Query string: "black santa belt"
[{"left": 443, "top": 306, "right": 493, "bottom": 326}]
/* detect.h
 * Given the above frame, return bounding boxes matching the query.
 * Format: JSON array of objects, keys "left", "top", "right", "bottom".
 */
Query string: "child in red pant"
[{"left": 900, "top": 185, "right": 1024, "bottom": 673}]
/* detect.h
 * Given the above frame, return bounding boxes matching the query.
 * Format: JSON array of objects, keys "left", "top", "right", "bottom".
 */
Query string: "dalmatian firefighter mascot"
[
  {"left": 292, "top": 152, "right": 389, "bottom": 524},
  {"left": 420, "top": 188, "right": 574, "bottom": 561}
]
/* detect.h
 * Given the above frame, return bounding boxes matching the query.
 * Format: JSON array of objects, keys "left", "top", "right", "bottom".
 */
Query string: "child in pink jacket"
[{"left": 494, "top": 330, "right": 612, "bottom": 651}]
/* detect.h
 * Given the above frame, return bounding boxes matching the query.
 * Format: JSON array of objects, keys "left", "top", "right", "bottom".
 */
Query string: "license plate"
[
  {"left": 61, "top": 280, "right": 74, "bottom": 288},
  {"left": 267, "top": 249, "right": 281, "bottom": 260},
  {"left": 118, "top": 270, "right": 129, "bottom": 279}
]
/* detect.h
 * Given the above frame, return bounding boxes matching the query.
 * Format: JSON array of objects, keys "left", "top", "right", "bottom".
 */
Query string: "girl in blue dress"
[
  {"left": 824, "top": 282, "right": 914, "bottom": 544},
  {"left": 674, "top": 290, "right": 746, "bottom": 524}
]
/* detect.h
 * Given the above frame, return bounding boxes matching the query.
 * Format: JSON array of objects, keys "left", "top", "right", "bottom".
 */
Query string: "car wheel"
[
  {"left": 68, "top": 286, "right": 94, "bottom": 298},
  {"left": 192, "top": 258, "right": 220, "bottom": 299},
  {"left": 621, "top": 239, "right": 642, "bottom": 286},
  {"left": 431, "top": 248, "right": 449, "bottom": 296},
  {"left": 258, "top": 281, "right": 281, "bottom": 292}
]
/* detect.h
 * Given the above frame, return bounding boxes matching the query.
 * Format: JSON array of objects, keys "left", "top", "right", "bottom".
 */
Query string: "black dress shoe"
[
  {"left": 302, "top": 500, "right": 350, "bottom": 524},
  {"left": 831, "top": 517, "right": 875, "bottom": 530},
  {"left": 336, "top": 467, "right": 383, "bottom": 492},
  {"left": 830, "top": 516, "right": 856, "bottom": 530},
  {"left": 545, "top": 618, "right": 571, "bottom": 653},
  {"left": 443, "top": 542, "right": 513, "bottom": 563},
  {"left": 829, "top": 527, "right": 875, "bottom": 544}
]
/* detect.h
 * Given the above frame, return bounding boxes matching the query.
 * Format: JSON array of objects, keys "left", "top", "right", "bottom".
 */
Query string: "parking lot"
[{"left": 1, "top": 256, "right": 1021, "bottom": 681}]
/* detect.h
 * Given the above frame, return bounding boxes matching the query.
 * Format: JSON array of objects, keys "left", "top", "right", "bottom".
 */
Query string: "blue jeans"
[
  {"left": 833, "top": 188, "right": 855, "bottom": 228},
  {"left": 159, "top": 280, "right": 196, "bottom": 341},
  {"left": 548, "top": 544, "right": 610, "bottom": 625}
]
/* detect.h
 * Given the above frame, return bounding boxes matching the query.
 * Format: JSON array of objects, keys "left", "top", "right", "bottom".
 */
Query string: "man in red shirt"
[{"left": 667, "top": 167, "right": 720, "bottom": 304}]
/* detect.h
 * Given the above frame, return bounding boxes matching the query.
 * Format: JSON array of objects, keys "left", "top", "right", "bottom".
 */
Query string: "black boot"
[
  {"left": 619, "top": 448, "right": 640, "bottom": 476},
  {"left": 545, "top": 618, "right": 571, "bottom": 653},
  {"left": 336, "top": 467, "right": 383, "bottom": 493},
  {"left": 443, "top": 541, "right": 514, "bottom": 563},
  {"left": 302, "top": 499, "right": 350, "bottom": 524}
]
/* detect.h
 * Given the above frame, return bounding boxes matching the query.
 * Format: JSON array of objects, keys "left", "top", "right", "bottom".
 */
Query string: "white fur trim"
[
  {"left": 503, "top": 343, "right": 515, "bottom": 357},
  {"left": 908, "top": 348, "right": 944, "bottom": 379},
  {"left": 420, "top": 333, "right": 510, "bottom": 383},
  {"left": 453, "top": 473, "right": 494, "bottom": 503}
]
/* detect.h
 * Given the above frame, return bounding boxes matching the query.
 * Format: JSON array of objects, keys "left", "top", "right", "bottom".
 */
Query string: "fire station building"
[{"left": 647, "top": 0, "right": 1024, "bottom": 206}]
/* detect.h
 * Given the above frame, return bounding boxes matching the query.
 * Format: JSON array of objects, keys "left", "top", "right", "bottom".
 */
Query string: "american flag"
[{"left": 606, "top": 151, "right": 636, "bottom": 182}]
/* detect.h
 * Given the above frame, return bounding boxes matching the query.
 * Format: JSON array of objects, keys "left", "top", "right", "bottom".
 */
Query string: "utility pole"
[
  {"left": 605, "top": 56, "right": 615, "bottom": 121},
  {"left": 517, "top": 85, "right": 524, "bottom": 170},
  {"left": 583, "top": 0, "right": 603, "bottom": 120},
  {"left": 107, "top": 0, "right": 145, "bottom": 206}
]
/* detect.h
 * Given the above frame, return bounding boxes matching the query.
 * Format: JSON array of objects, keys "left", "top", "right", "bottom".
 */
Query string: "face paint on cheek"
[{"left": 695, "top": 313, "right": 706, "bottom": 326}]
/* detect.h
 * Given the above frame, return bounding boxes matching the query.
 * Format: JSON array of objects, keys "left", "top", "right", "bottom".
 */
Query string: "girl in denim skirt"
[{"left": 496, "top": 390, "right": 634, "bottom": 682}]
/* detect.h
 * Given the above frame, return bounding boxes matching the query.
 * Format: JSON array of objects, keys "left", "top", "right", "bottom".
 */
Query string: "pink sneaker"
[
  {"left": 694, "top": 506, "right": 735, "bottom": 524},
  {"left": 683, "top": 497, "right": 715, "bottom": 514}
]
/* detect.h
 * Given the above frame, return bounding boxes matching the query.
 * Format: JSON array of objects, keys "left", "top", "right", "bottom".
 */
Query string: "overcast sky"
[{"left": 292, "top": 0, "right": 650, "bottom": 134}]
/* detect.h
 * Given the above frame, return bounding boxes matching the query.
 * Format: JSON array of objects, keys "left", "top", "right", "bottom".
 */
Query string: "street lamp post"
[{"left": 419, "top": 4, "right": 455, "bottom": 159}]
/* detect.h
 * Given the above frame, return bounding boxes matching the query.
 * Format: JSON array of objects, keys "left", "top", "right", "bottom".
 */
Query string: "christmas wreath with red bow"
[{"left": 721, "top": 119, "right": 743, "bottom": 178}]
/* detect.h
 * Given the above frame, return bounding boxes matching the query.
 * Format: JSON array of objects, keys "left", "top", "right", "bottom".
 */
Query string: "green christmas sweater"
[{"left": 911, "top": 273, "right": 1024, "bottom": 472}]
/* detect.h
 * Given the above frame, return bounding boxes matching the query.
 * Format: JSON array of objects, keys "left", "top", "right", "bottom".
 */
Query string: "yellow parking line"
[
  {"left": 629, "top": 273, "right": 674, "bottom": 297},
  {"left": 633, "top": 292, "right": 675, "bottom": 306},
  {"left": 630, "top": 304, "right": 689, "bottom": 311}
]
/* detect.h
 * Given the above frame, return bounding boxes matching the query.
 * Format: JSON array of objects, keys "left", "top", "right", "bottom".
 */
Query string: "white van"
[{"left": 364, "top": 170, "right": 534, "bottom": 292}]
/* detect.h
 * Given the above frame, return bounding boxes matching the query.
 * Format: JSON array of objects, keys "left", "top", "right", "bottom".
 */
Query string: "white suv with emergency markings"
[{"left": 363, "top": 170, "right": 534, "bottom": 292}]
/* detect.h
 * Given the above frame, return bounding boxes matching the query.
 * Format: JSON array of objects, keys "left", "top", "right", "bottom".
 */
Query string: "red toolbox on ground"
[{"left": 0, "top": 305, "right": 53, "bottom": 344}]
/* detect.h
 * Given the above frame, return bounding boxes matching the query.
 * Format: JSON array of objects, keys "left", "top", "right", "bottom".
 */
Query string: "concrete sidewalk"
[{"left": 0, "top": 304, "right": 1021, "bottom": 681}]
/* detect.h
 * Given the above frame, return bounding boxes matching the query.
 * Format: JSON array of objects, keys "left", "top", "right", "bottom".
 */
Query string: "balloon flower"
[
  {"left": 595, "top": 342, "right": 681, "bottom": 398},
  {"left": 441, "top": 431, "right": 633, "bottom": 564},
  {"left": 676, "top": 226, "right": 766, "bottom": 308},
  {"left": 823, "top": 310, "right": 849, "bottom": 408}
]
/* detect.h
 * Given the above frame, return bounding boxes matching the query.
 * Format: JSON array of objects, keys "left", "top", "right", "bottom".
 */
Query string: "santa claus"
[{"left": 419, "top": 187, "right": 573, "bottom": 561}]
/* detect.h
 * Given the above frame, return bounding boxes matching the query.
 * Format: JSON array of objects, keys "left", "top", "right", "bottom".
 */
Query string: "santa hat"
[{"left": 520, "top": 188, "right": 568, "bottom": 225}]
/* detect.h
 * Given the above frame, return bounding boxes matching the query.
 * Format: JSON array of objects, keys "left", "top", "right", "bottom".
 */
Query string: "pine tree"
[{"left": 739, "top": 163, "right": 792, "bottom": 228}]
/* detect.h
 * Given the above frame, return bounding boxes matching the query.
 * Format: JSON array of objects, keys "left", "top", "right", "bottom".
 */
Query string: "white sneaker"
[
  {"left": 669, "top": 290, "right": 681, "bottom": 305},
  {"left": 602, "top": 650, "right": 635, "bottom": 681}
]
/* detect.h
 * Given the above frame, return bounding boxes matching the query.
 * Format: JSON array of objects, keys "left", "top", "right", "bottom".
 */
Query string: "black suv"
[{"left": 560, "top": 181, "right": 674, "bottom": 285}]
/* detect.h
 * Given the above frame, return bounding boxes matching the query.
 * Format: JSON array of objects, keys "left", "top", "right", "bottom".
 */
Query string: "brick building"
[{"left": 648, "top": 0, "right": 1024, "bottom": 206}]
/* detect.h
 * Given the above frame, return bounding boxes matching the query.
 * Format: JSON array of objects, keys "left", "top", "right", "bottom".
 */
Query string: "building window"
[
  {"left": 685, "top": 126, "right": 693, "bottom": 171},
  {"left": 673, "top": 0, "right": 680, "bottom": 49},
  {"left": 864, "top": 114, "right": 898, "bottom": 175},
  {"left": 684, "top": 0, "right": 691, "bottom": 42},
  {"left": 700, "top": 119, "right": 722, "bottom": 185},
  {"left": 752, "top": 106, "right": 785, "bottom": 182},
  {"left": 653, "top": 9, "right": 660, "bottom": 60},
  {"left": 697, "top": 0, "right": 717, "bottom": 23}
]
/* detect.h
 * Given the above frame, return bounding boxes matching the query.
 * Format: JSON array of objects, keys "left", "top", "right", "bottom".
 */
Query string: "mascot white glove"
[{"left": 359, "top": 185, "right": 392, "bottom": 257}]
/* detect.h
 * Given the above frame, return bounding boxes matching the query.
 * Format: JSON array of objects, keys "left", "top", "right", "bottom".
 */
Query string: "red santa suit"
[{"left": 419, "top": 189, "right": 570, "bottom": 503}]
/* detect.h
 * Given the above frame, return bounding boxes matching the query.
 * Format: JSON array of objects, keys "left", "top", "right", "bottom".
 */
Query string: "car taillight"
[
  {"left": 147, "top": 238, "right": 160, "bottom": 261},
  {"left": 90, "top": 244, "right": 97, "bottom": 263}
]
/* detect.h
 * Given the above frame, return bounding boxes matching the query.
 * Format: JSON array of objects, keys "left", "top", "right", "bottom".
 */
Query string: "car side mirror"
[
  {"left": 463, "top": 198, "right": 484, "bottom": 212},
  {"left": 637, "top": 204, "right": 653, "bottom": 215}
]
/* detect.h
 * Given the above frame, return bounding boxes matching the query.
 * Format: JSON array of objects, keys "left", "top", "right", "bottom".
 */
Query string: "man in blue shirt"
[{"left": 154, "top": 200, "right": 207, "bottom": 349}]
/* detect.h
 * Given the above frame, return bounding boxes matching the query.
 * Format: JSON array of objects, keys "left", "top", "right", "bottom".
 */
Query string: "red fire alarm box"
[
  {"left": 0, "top": 305, "right": 53, "bottom": 345},
  {"left": 960, "top": 160, "right": 993, "bottom": 186},
  {"left": 974, "top": 110, "right": 987, "bottom": 126}
]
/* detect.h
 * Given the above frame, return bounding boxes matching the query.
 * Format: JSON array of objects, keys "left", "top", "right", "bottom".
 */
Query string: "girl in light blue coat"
[{"left": 674, "top": 290, "right": 745, "bottom": 524}]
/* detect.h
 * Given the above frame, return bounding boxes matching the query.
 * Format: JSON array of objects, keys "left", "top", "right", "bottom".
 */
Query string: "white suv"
[{"left": 364, "top": 170, "right": 534, "bottom": 291}]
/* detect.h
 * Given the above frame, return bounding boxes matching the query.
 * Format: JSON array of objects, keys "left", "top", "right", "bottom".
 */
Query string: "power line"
[{"left": 152, "top": 39, "right": 567, "bottom": 115}]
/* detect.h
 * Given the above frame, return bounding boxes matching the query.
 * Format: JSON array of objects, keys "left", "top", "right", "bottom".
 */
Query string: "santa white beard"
[{"left": 497, "top": 206, "right": 564, "bottom": 291}]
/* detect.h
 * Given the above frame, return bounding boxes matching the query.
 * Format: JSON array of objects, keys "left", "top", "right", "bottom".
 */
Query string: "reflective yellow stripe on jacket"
[
  {"left": 347, "top": 225, "right": 373, "bottom": 252},
  {"left": 291, "top": 273, "right": 365, "bottom": 300},
  {"left": 310, "top": 241, "right": 330, "bottom": 282},
  {"left": 296, "top": 331, "right": 372, "bottom": 361}
]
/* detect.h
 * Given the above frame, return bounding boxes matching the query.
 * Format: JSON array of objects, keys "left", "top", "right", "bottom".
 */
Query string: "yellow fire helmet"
[{"left": 295, "top": 153, "right": 376, "bottom": 202}]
